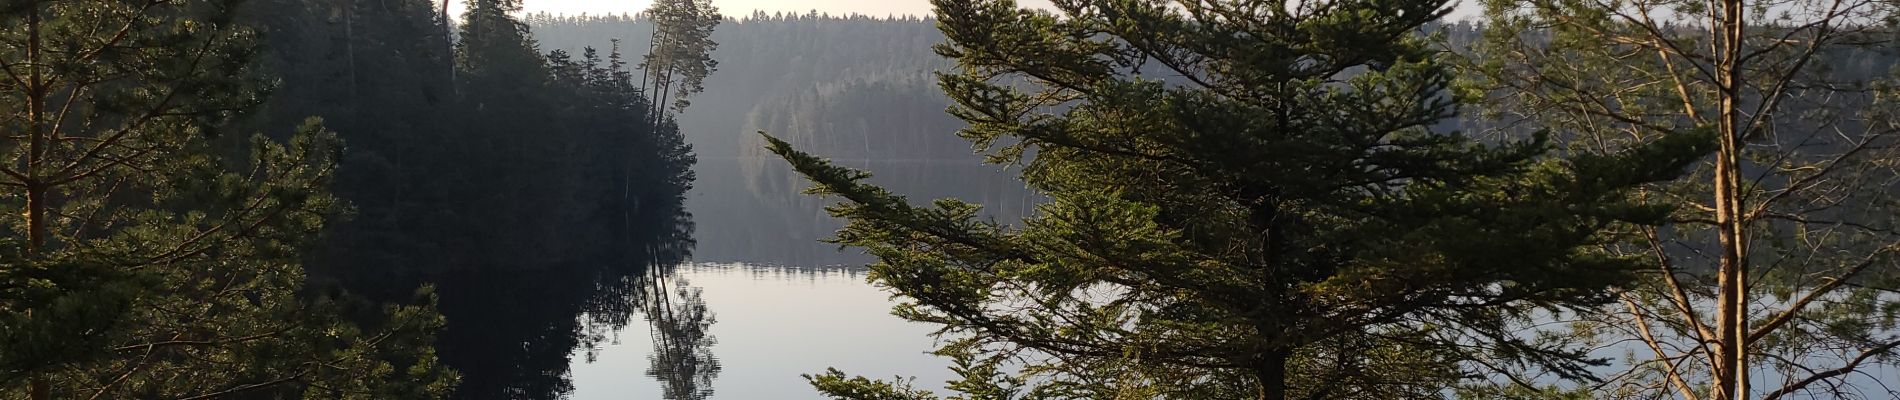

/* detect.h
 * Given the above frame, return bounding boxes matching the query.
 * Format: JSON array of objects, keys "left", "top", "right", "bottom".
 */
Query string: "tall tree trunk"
[
  {"left": 656, "top": 66, "right": 676, "bottom": 126},
  {"left": 1712, "top": 0, "right": 1750, "bottom": 398},
  {"left": 25, "top": 181, "right": 46, "bottom": 399},
  {"left": 1254, "top": 348, "right": 1289, "bottom": 400},
  {"left": 24, "top": 0, "right": 46, "bottom": 255},
  {"left": 620, "top": 157, "right": 631, "bottom": 244},
  {"left": 641, "top": 20, "right": 659, "bottom": 100},
  {"left": 25, "top": 2, "right": 52, "bottom": 398},
  {"left": 345, "top": 0, "right": 359, "bottom": 103},
  {"left": 441, "top": 0, "right": 455, "bottom": 94}
]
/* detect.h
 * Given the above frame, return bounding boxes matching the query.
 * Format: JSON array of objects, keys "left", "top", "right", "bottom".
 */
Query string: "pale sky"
[
  {"left": 450, "top": 0, "right": 1059, "bottom": 19},
  {"left": 454, "top": 0, "right": 1477, "bottom": 22}
]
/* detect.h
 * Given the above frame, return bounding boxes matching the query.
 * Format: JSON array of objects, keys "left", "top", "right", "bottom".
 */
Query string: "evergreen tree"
[
  {"left": 426, "top": 3, "right": 704, "bottom": 398},
  {"left": 238, "top": 0, "right": 458, "bottom": 300},
  {"left": 0, "top": 0, "right": 451, "bottom": 397},
  {"left": 640, "top": 0, "right": 720, "bottom": 118},
  {"left": 770, "top": 0, "right": 1715, "bottom": 398}
]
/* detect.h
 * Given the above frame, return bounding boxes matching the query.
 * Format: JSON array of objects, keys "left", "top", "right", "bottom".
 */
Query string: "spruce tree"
[{"left": 771, "top": 0, "right": 1714, "bottom": 398}]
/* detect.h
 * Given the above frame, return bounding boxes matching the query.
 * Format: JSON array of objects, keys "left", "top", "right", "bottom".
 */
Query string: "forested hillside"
[
  {"left": 532, "top": 12, "right": 958, "bottom": 160},
  {"left": 524, "top": 15, "right": 1545, "bottom": 165},
  {"left": 530, "top": 14, "right": 1032, "bottom": 266},
  {"left": 233, "top": 0, "right": 700, "bottom": 398}
]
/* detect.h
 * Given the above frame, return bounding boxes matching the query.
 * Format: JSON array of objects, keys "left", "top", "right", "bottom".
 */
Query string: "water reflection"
[
  {"left": 434, "top": 209, "right": 698, "bottom": 400},
  {"left": 542, "top": 154, "right": 1036, "bottom": 399},
  {"left": 641, "top": 268, "right": 720, "bottom": 400},
  {"left": 437, "top": 155, "right": 1031, "bottom": 398},
  {"left": 570, "top": 264, "right": 955, "bottom": 400}
]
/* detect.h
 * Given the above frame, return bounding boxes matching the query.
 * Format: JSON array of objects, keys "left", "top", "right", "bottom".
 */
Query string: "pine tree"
[
  {"left": 769, "top": 0, "right": 1717, "bottom": 398},
  {"left": 0, "top": 0, "right": 451, "bottom": 397},
  {"left": 640, "top": 0, "right": 720, "bottom": 120},
  {"left": 1464, "top": 0, "right": 1900, "bottom": 398}
]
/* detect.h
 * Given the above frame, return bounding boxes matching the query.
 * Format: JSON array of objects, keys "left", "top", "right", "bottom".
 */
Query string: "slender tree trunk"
[
  {"left": 24, "top": 181, "right": 46, "bottom": 400},
  {"left": 28, "top": 377, "right": 48, "bottom": 400},
  {"left": 441, "top": 0, "right": 455, "bottom": 94},
  {"left": 1711, "top": 1, "right": 1750, "bottom": 398},
  {"left": 1255, "top": 349, "right": 1290, "bottom": 400},
  {"left": 656, "top": 66, "right": 677, "bottom": 127},
  {"left": 25, "top": 2, "right": 52, "bottom": 398},
  {"left": 620, "top": 161, "right": 631, "bottom": 242},
  {"left": 651, "top": 65, "right": 671, "bottom": 128},
  {"left": 637, "top": 19, "right": 664, "bottom": 237},
  {"left": 345, "top": 0, "right": 359, "bottom": 103},
  {"left": 641, "top": 20, "right": 658, "bottom": 100},
  {"left": 24, "top": 0, "right": 46, "bottom": 255},
  {"left": 26, "top": 183, "right": 46, "bottom": 251}
]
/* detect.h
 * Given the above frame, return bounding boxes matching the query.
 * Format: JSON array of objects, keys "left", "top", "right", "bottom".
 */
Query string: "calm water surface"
[
  {"left": 556, "top": 151, "right": 1900, "bottom": 399},
  {"left": 559, "top": 155, "right": 1033, "bottom": 399},
  {"left": 567, "top": 263, "right": 958, "bottom": 399}
]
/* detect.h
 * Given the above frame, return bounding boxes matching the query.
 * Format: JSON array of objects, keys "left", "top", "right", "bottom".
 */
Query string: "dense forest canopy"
[
  {"left": 0, "top": 0, "right": 451, "bottom": 397},
  {"left": 3, "top": 0, "right": 699, "bottom": 397}
]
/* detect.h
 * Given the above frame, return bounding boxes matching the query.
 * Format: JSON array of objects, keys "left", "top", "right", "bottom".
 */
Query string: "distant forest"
[
  {"left": 533, "top": 12, "right": 961, "bottom": 160},
  {"left": 526, "top": 13, "right": 1897, "bottom": 269},
  {"left": 534, "top": 13, "right": 1042, "bottom": 267},
  {"left": 534, "top": 13, "right": 1900, "bottom": 163}
]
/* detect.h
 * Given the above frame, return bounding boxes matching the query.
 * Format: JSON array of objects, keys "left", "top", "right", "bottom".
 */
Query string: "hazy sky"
[
  {"left": 451, "top": 0, "right": 1059, "bottom": 18},
  {"left": 456, "top": 0, "right": 1477, "bottom": 22}
]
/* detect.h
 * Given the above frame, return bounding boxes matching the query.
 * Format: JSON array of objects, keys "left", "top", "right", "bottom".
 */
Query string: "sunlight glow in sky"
[
  {"left": 448, "top": 0, "right": 1477, "bottom": 22},
  {"left": 449, "top": 0, "right": 1058, "bottom": 19}
]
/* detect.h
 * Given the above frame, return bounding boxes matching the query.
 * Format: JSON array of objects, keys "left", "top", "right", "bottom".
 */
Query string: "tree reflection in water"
[
  {"left": 433, "top": 206, "right": 704, "bottom": 400},
  {"left": 571, "top": 252, "right": 720, "bottom": 400},
  {"left": 640, "top": 266, "right": 720, "bottom": 400}
]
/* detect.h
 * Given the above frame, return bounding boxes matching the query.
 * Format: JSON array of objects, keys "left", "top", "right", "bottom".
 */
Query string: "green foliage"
[
  {"left": 1461, "top": 0, "right": 1900, "bottom": 397},
  {"left": 0, "top": 0, "right": 704, "bottom": 397},
  {"left": 809, "top": 369, "right": 942, "bottom": 400},
  {"left": 641, "top": 0, "right": 720, "bottom": 114},
  {"left": 807, "top": 347, "right": 1037, "bottom": 400},
  {"left": 0, "top": 0, "right": 452, "bottom": 396},
  {"left": 0, "top": 243, "right": 147, "bottom": 381},
  {"left": 769, "top": 0, "right": 1715, "bottom": 398}
]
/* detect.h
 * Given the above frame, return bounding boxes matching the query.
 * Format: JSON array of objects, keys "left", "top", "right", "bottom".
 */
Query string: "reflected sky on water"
[{"left": 569, "top": 263, "right": 956, "bottom": 399}]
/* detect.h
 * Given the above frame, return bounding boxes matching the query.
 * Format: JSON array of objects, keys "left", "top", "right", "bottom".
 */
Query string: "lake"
[
  {"left": 566, "top": 263, "right": 957, "bottom": 399},
  {"left": 562, "top": 155, "right": 1036, "bottom": 399}
]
